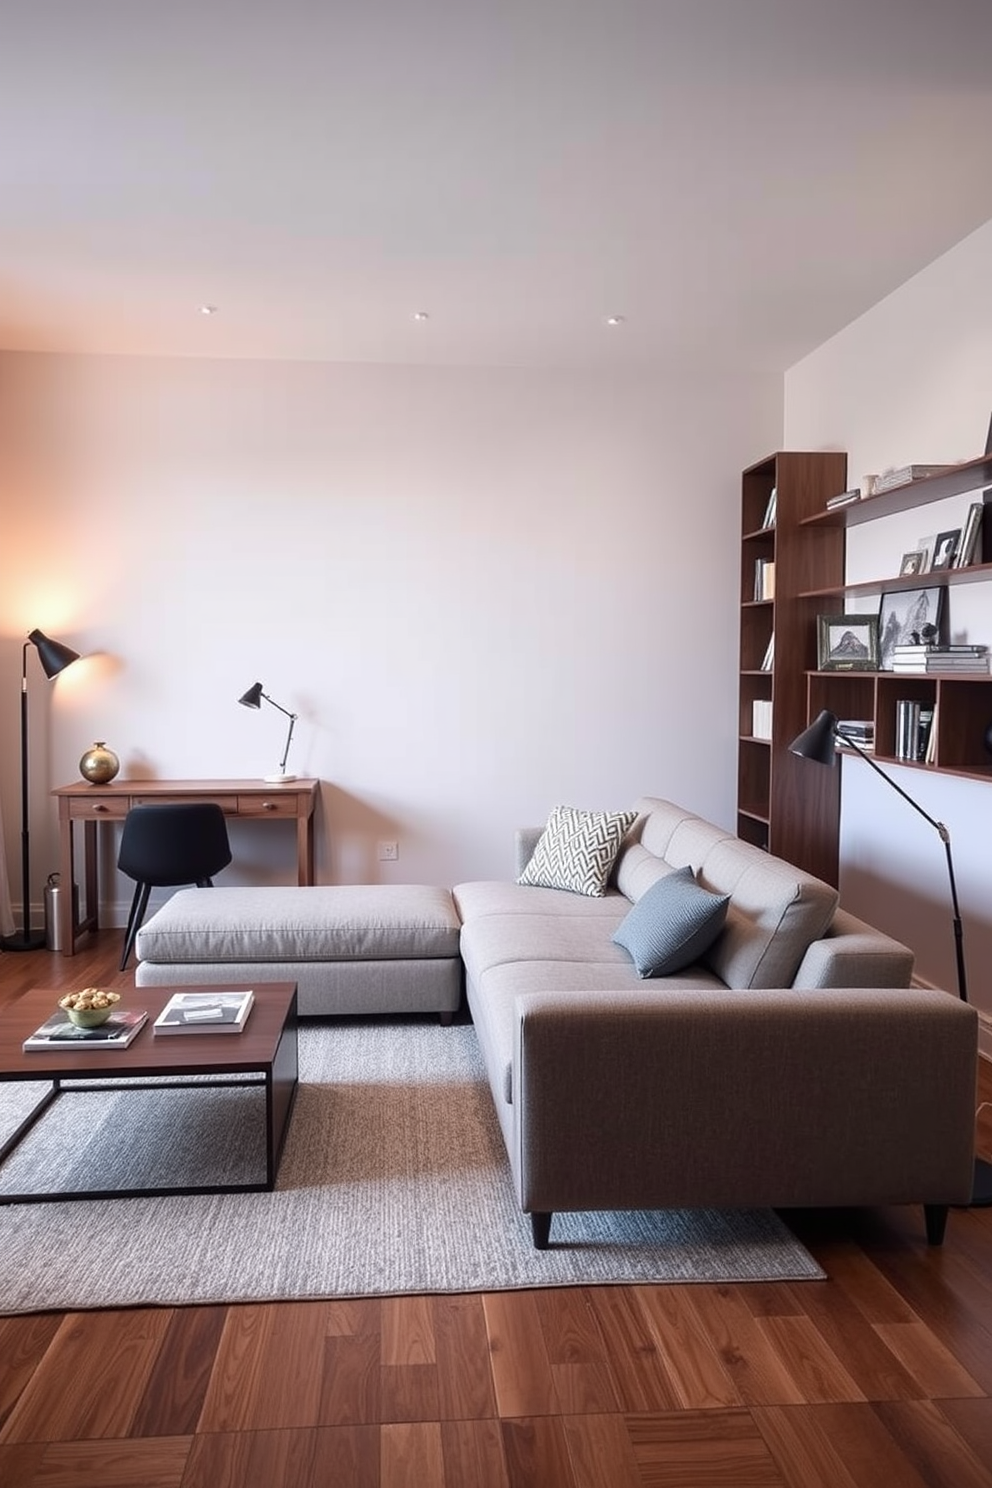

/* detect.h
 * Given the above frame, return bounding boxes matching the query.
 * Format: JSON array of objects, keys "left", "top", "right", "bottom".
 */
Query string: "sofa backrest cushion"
[{"left": 615, "top": 797, "right": 839, "bottom": 988}]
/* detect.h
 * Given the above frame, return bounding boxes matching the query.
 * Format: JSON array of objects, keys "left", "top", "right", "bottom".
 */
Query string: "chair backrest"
[{"left": 117, "top": 803, "right": 233, "bottom": 886}]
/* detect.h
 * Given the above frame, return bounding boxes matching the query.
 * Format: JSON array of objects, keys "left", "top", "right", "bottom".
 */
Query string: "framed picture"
[
  {"left": 817, "top": 613, "right": 880, "bottom": 671},
  {"left": 877, "top": 585, "right": 946, "bottom": 669},
  {"left": 899, "top": 550, "right": 926, "bottom": 576},
  {"left": 931, "top": 529, "right": 960, "bottom": 571}
]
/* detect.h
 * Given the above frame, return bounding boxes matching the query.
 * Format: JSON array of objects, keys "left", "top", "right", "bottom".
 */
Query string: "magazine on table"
[
  {"left": 23, "top": 1009, "right": 148, "bottom": 1051},
  {"left": 152, "top": 990, "right": 255, "bottom": 1035}
]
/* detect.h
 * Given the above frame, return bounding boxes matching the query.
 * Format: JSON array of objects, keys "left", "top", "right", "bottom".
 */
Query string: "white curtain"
[{"left": 0, "top": 795, "right": 14, "bottom": 936}]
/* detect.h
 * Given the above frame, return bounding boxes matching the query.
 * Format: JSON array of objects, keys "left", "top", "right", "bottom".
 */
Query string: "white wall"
[
  {"left": 1, "top": 351, "right": 780, "bottom": 927},
  {"left": 786, "top": 218, "right": 992, "bottom": 1043}
]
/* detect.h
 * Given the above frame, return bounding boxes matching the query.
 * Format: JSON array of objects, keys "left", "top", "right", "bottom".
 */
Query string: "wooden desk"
[{"left": 51, "top": 779, "right": 319, "bottom": 957}]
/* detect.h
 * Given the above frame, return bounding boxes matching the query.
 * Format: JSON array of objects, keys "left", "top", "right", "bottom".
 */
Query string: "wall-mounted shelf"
[
  {"left": 798, "top": 450, "right": 992, "bottom": 793},
  {"left": 800, "top": 454, "right": 992, "bottom": 533}
]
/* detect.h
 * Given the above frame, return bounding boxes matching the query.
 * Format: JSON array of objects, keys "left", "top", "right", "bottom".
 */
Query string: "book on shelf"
[
  {"left": 925, "top": 703, "right": 938, "bottom": 764},
  {"left": 836, "top": 720, "right": 874, "bottom": 743},
  {"left": 917, "top": 706, "right": 935, "bottom": 761},
  {"left": 760, "top": 486, "right": 777, "bottom": 529},
  {"left": 895, "top": 700, "right": 921, "bottom": 762},
  {"left": 751, "top": 699, "right": 773, "bottom": 740},
  {"left": 953, "top": 501, "right": 984, "bottom": 567},
  {"left": 753, "top": 558, "right": 775, "bottom": 601},
  {"left": 152, "top": 989, "right": 255, "bottom": 1035},
  {"left": 23, "top": 1008, "right": 148, "bottom": 1051},
  {"left": 759, "top": 633, "right": 775, "bottom": 671}
]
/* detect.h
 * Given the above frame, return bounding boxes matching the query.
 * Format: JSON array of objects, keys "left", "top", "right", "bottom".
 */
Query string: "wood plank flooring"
[{"left": 2, "top": 933, "right": 992, "bottom": 1487}]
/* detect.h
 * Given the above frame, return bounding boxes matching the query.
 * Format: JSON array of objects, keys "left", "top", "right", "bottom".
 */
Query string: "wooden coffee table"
[{"left": 0, "top": 982, "right": 298, "bottom": 1204}]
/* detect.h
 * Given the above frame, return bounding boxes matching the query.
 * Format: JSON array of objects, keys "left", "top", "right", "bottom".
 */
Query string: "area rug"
[{"left": 0, "top": 1019, "right": 822, "bottom": 1314}]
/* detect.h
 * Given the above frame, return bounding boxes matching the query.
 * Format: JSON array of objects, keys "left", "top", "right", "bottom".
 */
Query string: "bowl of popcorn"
[{"left": 59, "top": 988, "right": 121, "bottom": 1028}]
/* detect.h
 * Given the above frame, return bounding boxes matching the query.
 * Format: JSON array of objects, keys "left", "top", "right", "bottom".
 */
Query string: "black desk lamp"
[
  {"left": 238, "top": 682, "right": 298, "bottom": 783},
  {"left": 791, "top": 708, "right": 992, "bottom": 1206},
  {"left": 2, "top": 629, "right": 81, "bottom": 952}
]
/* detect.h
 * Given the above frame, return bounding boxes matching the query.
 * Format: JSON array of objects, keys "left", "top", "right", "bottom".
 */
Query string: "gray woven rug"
[{"left": 0, "top": 1019, "right": 822, "bottom": 1314}]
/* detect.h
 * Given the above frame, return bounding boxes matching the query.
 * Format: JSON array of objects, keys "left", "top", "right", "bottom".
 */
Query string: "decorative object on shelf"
[
  {"left": 238, "top": 682, "right": 299, "bottom": 782},
  {"left": 816, "top": 613, "right": 879, "bottom": 672},
  {"left": 790, "top": 708, "right": 991, "bottom": 1208},
  {"left": 931, "top": 529, "right": 961, "bottom": 571},
  {"left": 79, "top": 740, "right": 120, "bottom": 784},
  {"left": 877, "top": 585, "right": 946, "bottom": 671},
  {"left": 899, "top": 550, "right": 926, "bottom": 576},
  {"left": 1, "top": 628, "right": 81, "bottom": 953}
]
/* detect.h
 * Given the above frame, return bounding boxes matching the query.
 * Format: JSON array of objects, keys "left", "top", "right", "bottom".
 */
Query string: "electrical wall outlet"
[{"left": 378, "top": 841, "right": 399, "bottom": 861}]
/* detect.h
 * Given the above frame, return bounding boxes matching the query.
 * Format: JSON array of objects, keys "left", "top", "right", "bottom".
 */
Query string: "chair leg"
[
  {"left": 194, "top": 877, "right": 215, "bottom": 888},
  {"left": 120, "top": 882, "right": 153, "bottom": 971}
]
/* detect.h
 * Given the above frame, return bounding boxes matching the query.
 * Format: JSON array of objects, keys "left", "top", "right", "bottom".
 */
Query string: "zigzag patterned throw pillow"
[{"left": 518, "top": 804, "right": 638, "bottom": 897}]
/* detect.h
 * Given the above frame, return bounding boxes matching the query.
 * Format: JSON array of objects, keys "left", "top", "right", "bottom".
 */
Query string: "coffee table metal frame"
[{"left": 0, "top": 982, "right": 299, "bottom": 1205}]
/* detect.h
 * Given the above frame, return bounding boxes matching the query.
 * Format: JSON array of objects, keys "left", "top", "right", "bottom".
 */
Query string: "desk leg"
[
  {"left": 58, "top": 813, "right": 74, "bottom": 956},
  {"left": 297, "top": 813, "right": 315, "bottom": 886}
]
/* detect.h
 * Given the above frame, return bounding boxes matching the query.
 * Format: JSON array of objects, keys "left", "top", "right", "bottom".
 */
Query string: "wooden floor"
[{"left": 1, "top": 935, "right": 992, "bottom": 1487}]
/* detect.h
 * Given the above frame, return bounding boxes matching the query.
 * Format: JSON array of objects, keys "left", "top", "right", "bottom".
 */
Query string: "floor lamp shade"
[
  {"left": 238, "top": 682, "right": 298, "bottom": 783},
  {"left": 2, "top": 629, "right": 81, "bottom": 952},
  {"left": 790, "top": 708, "right": 992, "bottom": 1207}
]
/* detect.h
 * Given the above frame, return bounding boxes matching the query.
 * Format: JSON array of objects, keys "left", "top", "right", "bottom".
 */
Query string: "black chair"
[{"left": 117, "top": 802, "right": 232, "bottom": 970}]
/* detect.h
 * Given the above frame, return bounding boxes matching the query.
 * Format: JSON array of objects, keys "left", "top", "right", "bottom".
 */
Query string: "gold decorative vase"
[{"left": 79, "top": 741, "right": 120, "bottom": 785}]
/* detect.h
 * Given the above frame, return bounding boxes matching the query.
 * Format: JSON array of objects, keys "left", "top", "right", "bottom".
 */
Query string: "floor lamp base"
[{"left": 1, "top": 931, "right": 48, "bottom": 953}]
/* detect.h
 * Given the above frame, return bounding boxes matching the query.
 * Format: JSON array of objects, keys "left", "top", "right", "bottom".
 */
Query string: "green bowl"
[{"left": 66, "top": 1005, "right": 114, "bottom": 1029}]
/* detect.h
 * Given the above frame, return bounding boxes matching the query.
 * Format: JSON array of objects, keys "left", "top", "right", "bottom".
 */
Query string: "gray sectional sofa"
[{"left": 454, "top": 796, "right": 978, "bottom": 1249}]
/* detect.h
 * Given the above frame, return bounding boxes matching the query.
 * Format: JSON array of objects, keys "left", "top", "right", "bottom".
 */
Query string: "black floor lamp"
[
  {"left": 790, "top": 708, "right": 992, "bottom": 1207},
  {"left": 2, "top": 628, "right": 80, "bottom": 952}
]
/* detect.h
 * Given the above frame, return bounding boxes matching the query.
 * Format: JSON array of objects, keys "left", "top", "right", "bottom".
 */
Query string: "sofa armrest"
[
  {"left": 792, "top": 907, "right": 914, "bottom": 988},
  {"left": 511, "top": 987, "right": 976, "bottom": 1216}
]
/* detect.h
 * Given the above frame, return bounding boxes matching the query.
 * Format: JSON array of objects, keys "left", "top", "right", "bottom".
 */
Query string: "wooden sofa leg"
[
  {"left": 530, "top": 1212, "right": 552, "bottom": 1250},
  {"left": 924, "top": 1204, "right": 948, "bottom": 1245}
]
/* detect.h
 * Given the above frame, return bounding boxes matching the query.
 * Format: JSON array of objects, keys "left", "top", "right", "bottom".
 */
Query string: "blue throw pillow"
[{"left": 612, "top": 864, "right": 730, "bottom": 977}]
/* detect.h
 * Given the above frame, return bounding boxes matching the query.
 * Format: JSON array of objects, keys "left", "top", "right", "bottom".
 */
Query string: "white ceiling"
[{"left": 3, "top": 0, "right": 992, "bottom": 374}]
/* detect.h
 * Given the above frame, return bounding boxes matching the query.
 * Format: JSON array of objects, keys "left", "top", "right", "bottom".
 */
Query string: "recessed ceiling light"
[
  {"left": 412, "top": 311, "right": 430, "bottom": 322},
  {"left": 605, "top": 315, "right": 625, "bottom": 327},
  {"left": 199, "top": 304, "right": 218, "bottom": 316}
]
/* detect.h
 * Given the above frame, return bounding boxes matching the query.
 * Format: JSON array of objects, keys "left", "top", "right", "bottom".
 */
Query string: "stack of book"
[
  {"left": 891, "top": 644, "right": 989, "bottom": 674},
  {"left": 825, "top": 488, "right": 862, "bottom": 510},
  {"left": 835, "top": 720, "right": 875, "bottom": 752},
  {"left": 873, "top": 464, "right": 952, "bottom": 493}
]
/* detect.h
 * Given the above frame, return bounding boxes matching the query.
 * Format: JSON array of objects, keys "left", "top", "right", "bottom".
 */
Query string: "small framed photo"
[
  {"left": 931, "top": 528, "right": 961, "bottom": 571},
  {"left": 817, "top": 613, "right": 880, "bottom": 671},
  {"left": 878, "top": 585, "right": 946, "bottom": 669},
  {"left": 899, "top": 550, "right": 926, "bottom": 576}
]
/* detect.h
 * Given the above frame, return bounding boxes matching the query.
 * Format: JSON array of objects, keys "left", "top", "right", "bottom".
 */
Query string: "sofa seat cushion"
[
  {"left": 517, "top": 804, "right": 637, "bottom": 897},
  {"left": 460, "top": 912, "right": 633, "bottom": 984},
  {"left": 612, "top": 865, "right": 730, "bottom": 976},
  {"left": 136, "top": 884, "right": 461, "bottom": 964},
  {"left": 454, "top": 881, "right": 629, "bottom": 922}
]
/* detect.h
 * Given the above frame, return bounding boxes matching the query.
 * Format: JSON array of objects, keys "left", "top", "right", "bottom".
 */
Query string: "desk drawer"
[
  {"left": 66, "top": 796, "right": 131, "bottom": 820},
  {"left": 237, "top": 793, "right": 300, "bottom": 818},
  {"left": 132, "top": 794, "right": 241, "bottom": 814}
]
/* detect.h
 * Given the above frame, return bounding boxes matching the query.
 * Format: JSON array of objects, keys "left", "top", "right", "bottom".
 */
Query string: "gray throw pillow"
[
  {"left": 517, "top": 804, "right": 638, "bottom": 897},
  {"left": 612, "top": 864, "right": 730, "bottom": 976}
]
